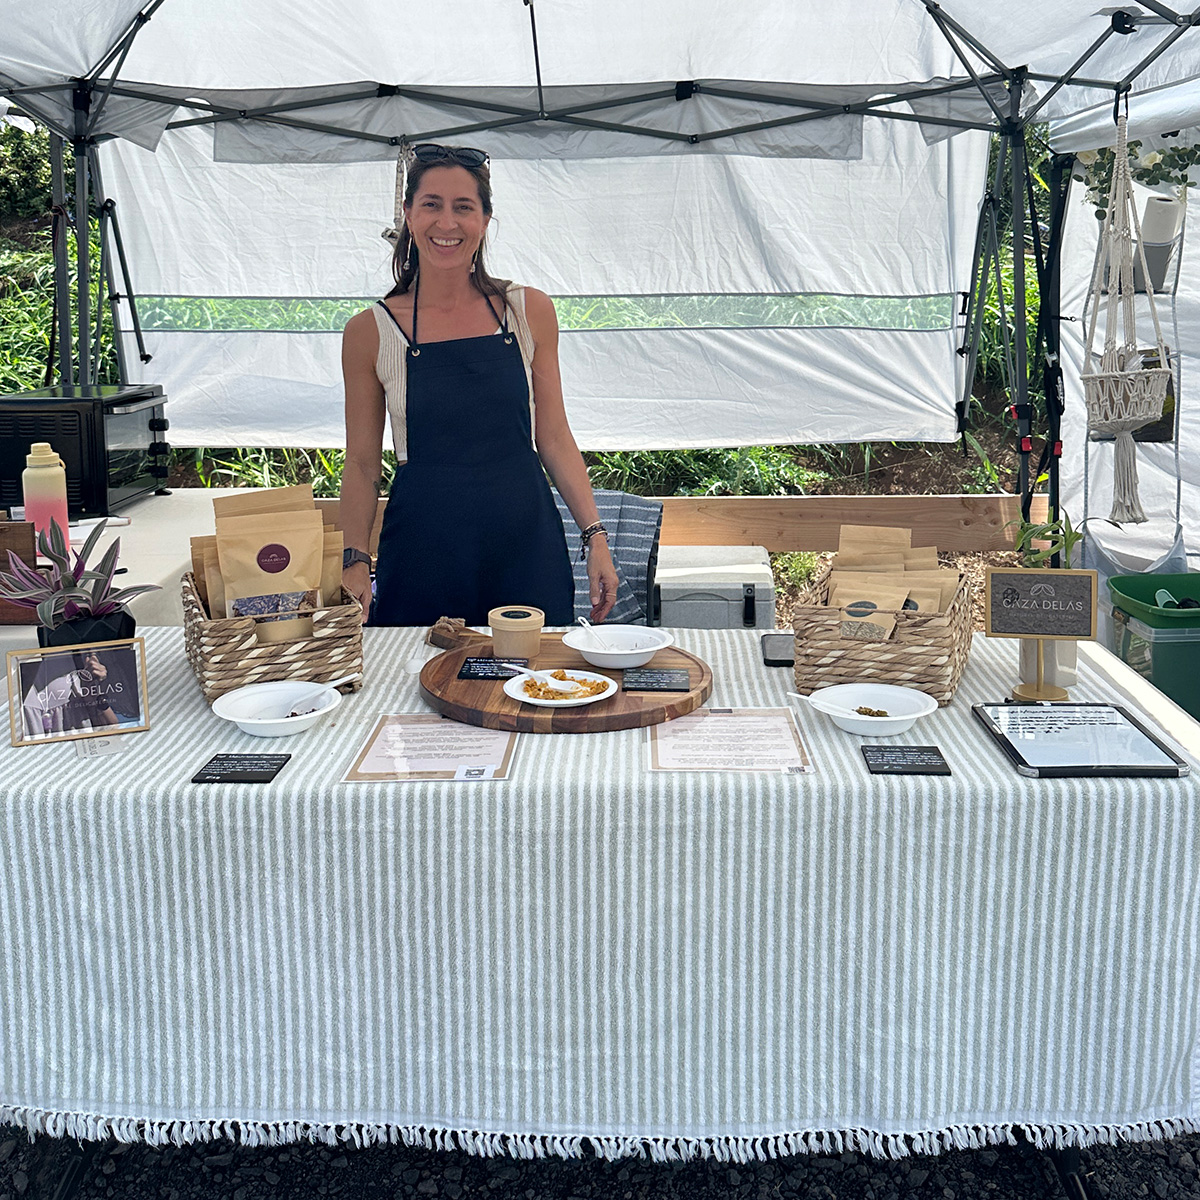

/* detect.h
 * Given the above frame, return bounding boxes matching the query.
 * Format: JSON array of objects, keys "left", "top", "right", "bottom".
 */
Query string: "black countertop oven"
[{"left": 0, "top": 384, "right": 170, "bottom": 519}]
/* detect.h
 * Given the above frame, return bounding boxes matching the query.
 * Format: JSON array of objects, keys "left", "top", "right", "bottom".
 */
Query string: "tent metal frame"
[{"left": 4, "top": 1, "right": 1200, "bottom": 536}]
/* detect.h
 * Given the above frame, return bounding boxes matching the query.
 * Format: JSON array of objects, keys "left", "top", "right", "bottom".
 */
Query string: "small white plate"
[{"left": 502, "top": 669, "right": 617, "bottom": 708}]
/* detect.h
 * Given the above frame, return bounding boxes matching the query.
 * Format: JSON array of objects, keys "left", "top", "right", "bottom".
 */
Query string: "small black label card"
[
  {"left": 457, "top": 657, "right": 529, "bottom": 680},
  {"left": 860, "top": 745, "right": 951, "bottom": 776},
  {"left": 192, "top": 754, "right": 292, "bottom": 784},
  {"left": 622, "top": 667, "right": 692, "bottom": 692}
]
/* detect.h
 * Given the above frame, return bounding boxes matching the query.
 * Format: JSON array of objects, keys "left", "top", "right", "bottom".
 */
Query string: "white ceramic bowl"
[
  {"left": 211, "top": 680, "right": 342, "bottom": 737},
  {"left": 803, "top": 683, "right": 937, "bottom": 735},
  {"left": 561, "top": 625, "right": 674, "bottom": 669}
]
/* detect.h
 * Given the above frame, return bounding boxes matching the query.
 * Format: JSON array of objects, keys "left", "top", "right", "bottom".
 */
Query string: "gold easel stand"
[{"left": 1012, "top": 638, "right": 1069, "bottom": 702}]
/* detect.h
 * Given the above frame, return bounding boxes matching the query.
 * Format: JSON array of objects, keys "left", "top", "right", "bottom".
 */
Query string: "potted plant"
[
  {"left": 0, "top": 518, "right": 160, "bottom": 648},
  {"left": 1010, "top": 510, "right": 1085, "bottom": 689}
]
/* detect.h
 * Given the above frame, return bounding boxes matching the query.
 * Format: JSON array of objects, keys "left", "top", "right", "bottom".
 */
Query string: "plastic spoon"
[
  {"left": 788, "top": 691, "right": 882, "bottom": 721},
  {"left": 506, "top": 664, "right": 585, "bottom": 695},
  {"left": 286, "top": 673, "right": 362, "bottom": 709},
  {"left": 577, "top": 616, "right": 612, "bottom": 648}
]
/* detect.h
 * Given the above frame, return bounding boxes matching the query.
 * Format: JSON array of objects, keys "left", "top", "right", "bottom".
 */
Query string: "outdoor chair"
[{"left": 552, "top": 489, "right": 663, "bottom": 625}]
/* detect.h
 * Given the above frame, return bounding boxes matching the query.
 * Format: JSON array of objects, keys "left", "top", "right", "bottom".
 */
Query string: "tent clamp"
[
  {"left": 377, "top": 84, "right": 399, "bottom": 98},
  {"left": 674, "top": 81, "right": 696, "bottom": 102},
  {"left": 1110, "top": 11, "right": 1140, "bottom": 34}
]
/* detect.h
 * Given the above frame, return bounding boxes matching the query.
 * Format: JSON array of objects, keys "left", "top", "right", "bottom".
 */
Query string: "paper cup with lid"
[{"left": 488, "top": 605, "right": 544, "bottom": 659}]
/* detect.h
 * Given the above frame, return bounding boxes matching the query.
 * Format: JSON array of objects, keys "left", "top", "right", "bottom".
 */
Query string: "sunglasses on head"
[{"left": 410, "top": 143, "right": 489, "bottom": 169}]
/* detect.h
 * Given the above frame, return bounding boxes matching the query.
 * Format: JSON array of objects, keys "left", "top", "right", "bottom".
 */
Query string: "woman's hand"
[
  {"left": 587, "top": 539, "right": 618, "bottom": 622},
  {"left": 343, "top": 563, "right": 372, "bottom": 620}
]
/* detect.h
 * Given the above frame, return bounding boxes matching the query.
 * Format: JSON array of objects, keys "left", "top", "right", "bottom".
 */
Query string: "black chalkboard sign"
[{"left": 984, "top": 568, "right": 1098, "bottom": 640}]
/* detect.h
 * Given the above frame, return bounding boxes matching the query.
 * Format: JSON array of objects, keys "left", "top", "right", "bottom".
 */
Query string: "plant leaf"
[
  {"left": 71, "top": 519, "right": 108, "bottom": 581},
  {"left": 104, "top": 584, "right": 161, "bottom": 607}
]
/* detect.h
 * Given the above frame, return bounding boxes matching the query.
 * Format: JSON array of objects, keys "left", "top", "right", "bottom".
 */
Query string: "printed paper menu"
[
  {"left": 343, "top": 714, "right": 518, "bottom": 782},
  {"left": 649, "top": 707, "right": 813, "bottom": 773}
]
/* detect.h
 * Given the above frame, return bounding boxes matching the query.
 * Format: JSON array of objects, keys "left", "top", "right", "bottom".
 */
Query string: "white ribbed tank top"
[{"left": 372, "top": 284, "right": 538, "bottom": 464}]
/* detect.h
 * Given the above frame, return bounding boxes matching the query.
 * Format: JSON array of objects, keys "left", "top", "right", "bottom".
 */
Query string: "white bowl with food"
[
  {"left": 561, "top": 625, "right": 674, "bottom": 669},
  {"left": 211, "top": 679, "right": 343, "bottom": 737},
  {"left": 502, "top": 668, "right": 617, "bottom": 708},
  {"left": 802, "top": 683, "right": 937, "bottom": 735}
]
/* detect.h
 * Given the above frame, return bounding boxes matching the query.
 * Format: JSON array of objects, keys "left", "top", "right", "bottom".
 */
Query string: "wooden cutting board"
[{"left": 418, "top": 633, "right": 713, "bottom": 733}]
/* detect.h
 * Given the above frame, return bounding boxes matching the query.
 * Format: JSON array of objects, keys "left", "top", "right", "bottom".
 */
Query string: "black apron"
[{"left": 369, "top": 289, "right": 575, "bottom": 627}]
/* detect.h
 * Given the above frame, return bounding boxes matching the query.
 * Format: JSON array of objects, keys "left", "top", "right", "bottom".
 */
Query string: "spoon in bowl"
[
  {"left": 788, "top": 691, "right": 883, "bottom": 720},
  {"left": 286, "top": 672, "right": 362, "bottom": 709},
  {"left": 577, "top": 616, "right": 612, "bottom": 648}
]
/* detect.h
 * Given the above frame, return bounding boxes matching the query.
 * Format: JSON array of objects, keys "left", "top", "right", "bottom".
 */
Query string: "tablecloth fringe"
[{"left": 2, "top": 1105, "right": 1197, "bottom": 1162}]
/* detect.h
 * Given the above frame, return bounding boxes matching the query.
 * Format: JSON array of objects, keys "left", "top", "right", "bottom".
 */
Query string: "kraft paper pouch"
[
  {"left": 833, "top": 552, "right": 908, "bottom": 573},
  {"left": 211, "top": 483, "right": 315, "bottom": 521},
  {"left": 903, "top": 546, "right": 940, "bottom": 571},
  {"left": 838, "top": 524, "right": 912, "bottom": 554},
  {"left": 321, "top": 529, "right": 344, "bottom": 609},
  {"left": 837, "top": 585, "right": 909, "bottom": 642},
  {"left": 189, "top": 534, "right": 214, "bottom": 608},
  {"left": 901, "top": 587, "right": 944, "bottom": 613},
  {"left": 829, "top": 569, "right": 961, "bottom": 611},
  {"left": 828, "top": 578, "right": 907, "bottom": 609},
  {"left": 202, "top": 544, "right": 227, "bottom": 620},
  {"left": 217, "top": 510, "right": 324, "bottom": 643}
]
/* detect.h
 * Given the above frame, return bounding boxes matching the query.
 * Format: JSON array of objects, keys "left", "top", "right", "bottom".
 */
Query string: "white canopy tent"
[{"left": 4, "top": 0, "right": 1200, "bottom": 459}]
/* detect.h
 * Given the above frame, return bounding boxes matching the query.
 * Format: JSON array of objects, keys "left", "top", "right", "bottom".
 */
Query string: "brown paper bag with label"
[{"left": 211, "top": 483, "right": 315, "bottom": 521}]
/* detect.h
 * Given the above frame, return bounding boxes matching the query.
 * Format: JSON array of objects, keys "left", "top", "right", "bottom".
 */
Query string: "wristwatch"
[{"left": 343, "top": 547, "right": 372, "bottom": 570}]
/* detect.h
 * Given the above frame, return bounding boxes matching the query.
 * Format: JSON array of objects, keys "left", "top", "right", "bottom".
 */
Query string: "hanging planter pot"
[
  {"left": 1081, "top": 112, "right": 1173, "bottom": 524},
  {"left": 37, "top": 609, "right": 136, "bottom": 649}
]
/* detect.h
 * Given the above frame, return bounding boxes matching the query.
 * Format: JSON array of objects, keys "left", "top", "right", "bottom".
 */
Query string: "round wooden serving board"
[{"left": 419, "top": 634, "right": 713, "bottom": 733}]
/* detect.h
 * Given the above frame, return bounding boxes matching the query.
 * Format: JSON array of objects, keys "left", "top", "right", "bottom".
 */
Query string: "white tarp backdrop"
[{"left": 2, "top": 1, "right": 1200, "bottom": 450}]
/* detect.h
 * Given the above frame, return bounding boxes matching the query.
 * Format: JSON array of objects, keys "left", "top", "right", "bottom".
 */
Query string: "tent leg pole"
[
  {"left": 72, "top": 82, "right": 92, "bottom": 389},
  {"left": 1007, "top": 109, "right": 1031, "bottom": 508},
  {"left": 49, "top": 133, "right": 74, "bottom": 387},
  {"left": 88, "top": 146, "right": 130, "bottom": 386}
]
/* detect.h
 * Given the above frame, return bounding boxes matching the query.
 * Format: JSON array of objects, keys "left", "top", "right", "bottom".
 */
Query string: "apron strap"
[{"left": 374, "top": 300, "right": 413, "bottom": 346}]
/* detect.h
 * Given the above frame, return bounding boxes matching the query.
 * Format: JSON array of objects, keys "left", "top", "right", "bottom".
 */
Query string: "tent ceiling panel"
[
  {"left": 1, "top": 0, "right": 144, "bottom": 81},
  {"left": 112, "top": 0, "right": 956, "bottom": 92}
]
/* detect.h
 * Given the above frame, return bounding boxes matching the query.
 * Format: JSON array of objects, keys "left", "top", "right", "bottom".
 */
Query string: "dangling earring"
[
  {"left": 470, "top": 247, "right": 478, "bottom": 275},
  {"left": 402, "top": 231, "right": 412, "bottom": 274}
]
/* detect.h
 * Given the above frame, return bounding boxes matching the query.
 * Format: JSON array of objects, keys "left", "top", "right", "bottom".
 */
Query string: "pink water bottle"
[{"left": 22, "top": 442, "right": 70, "bottom": 552}]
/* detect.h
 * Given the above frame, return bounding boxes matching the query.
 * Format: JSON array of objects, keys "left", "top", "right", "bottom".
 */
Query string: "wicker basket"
[
  {"left": 791, "top": 565, "right": 972, "bottom": 705},
  {"left": 181, "top": 571, "right": 364, "bottom": 701}
]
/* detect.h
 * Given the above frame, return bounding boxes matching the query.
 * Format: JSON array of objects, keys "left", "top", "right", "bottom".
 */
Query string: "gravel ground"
[{"left": 2, "top": 1126, "right": 1199, "bottom": 1200}]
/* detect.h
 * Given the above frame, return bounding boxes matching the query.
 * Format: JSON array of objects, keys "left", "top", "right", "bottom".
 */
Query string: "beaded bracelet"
[{"left": 579, "top": 521, "right": 608, "bottom": 561}]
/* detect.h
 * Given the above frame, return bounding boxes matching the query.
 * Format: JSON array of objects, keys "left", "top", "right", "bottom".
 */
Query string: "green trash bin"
[{"left": 1108, "top": 573, "right": 1200, "bottom": 719}]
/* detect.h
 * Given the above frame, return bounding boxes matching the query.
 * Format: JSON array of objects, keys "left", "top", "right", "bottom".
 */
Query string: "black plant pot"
[{"left": 37, "top": 610, "right": 137, "bottom": 649}]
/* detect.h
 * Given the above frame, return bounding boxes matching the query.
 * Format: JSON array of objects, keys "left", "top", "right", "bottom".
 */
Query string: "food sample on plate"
[
  {"left": 856, "top": 706, "right": 890, "bottom": 717},
  {"left": 523, "top": 670, "right": 609, "bottom": 700}
]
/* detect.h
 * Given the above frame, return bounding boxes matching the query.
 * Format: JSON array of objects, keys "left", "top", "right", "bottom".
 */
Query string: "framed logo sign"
[
  {"left": 984, "top": 569, "right": 1098, "bottom": 641},
  {"left": 6, "top": 637, "right": 150, "bottom": 748}
]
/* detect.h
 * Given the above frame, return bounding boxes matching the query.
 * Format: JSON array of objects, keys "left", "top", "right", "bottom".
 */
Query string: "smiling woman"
[{"left": 337, "top": 143, "right": 619, "bottom": 630}]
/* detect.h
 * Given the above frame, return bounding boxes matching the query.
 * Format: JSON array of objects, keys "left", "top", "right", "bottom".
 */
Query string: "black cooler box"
[{"left": 0, "top": 384, "right": 170, "bottom": 519}]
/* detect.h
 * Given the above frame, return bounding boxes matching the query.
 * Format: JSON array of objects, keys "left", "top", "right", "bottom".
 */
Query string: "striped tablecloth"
[{"left": 1, "top": 627, "right": 1198, "bottom": 1161}]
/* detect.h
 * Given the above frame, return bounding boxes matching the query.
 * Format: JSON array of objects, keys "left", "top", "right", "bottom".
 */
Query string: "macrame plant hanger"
[{"left": 1081, "top": 100, "right": 1172, "bottom": 523}]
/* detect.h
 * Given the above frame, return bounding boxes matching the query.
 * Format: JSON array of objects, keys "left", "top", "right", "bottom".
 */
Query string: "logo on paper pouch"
[
  {"left": 256, "top": 543, "right": 291, "bottom": 573},
  {"left": 844, "top": 601, "right": 878, "bottom": 618}
]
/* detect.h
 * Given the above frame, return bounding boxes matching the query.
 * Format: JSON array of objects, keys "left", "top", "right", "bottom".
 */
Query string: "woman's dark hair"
[{"left": 386, "top": 148, "right": 509, "bottom": 301}]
